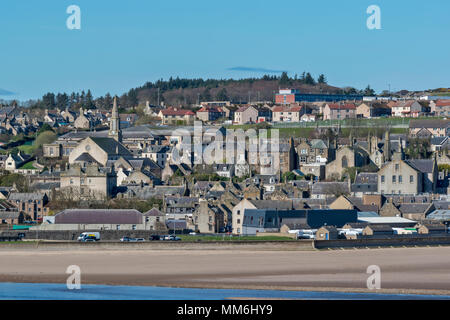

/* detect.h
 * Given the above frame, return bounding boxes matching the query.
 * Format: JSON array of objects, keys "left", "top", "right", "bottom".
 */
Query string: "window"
[
  {"left": 395, "top": 164, "right": 399, "bottom": 171},
  {"left": 410, "top": 175, "right": 414, "bottom": 183},
  {"left": 381, "top": 175, "right": 385, "bottom": 183},
  {"left": 237, "top": 219, "right": 240, "bottom": 224},
  {"left": 237, "top": 210, "right": 240, "bottom": 215},
  {"left": 399, "top": 175, "right": 403, "bottom": 184},
  {"left": 132, "top": 225, "right": 136, "bottom": 230},
  {"left": 116, "top": 225, "right": 120, "bottom": 230},
  {"left": 392, "top": 175, "right": 396, "bottom": 184}
]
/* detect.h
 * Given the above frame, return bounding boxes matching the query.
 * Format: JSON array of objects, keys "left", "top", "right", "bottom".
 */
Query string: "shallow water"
[{"left": 0, "top": 283, "right": 449, "bottom": 300}]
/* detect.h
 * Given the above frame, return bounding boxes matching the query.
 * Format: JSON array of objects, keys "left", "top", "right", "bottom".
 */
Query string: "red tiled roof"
[
  {"left": 197, "top": 106, "right": 223, "bottom": 113},
  {"left": 327, "top": 103, "right": 356, "bottom": 110},
  {"left": 161, "top": 107, "right": 195, "bottom": 116},
  {"left": 436, "top": 100, "right": 450, "bottom": 107},
  {"left": 272, "top": 106, "right": 302, "bottom": 112}
]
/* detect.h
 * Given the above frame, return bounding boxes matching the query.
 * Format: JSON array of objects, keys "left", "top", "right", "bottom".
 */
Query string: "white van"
[{"left": 77, "top": 232, "right": 100, "bottom": 242}]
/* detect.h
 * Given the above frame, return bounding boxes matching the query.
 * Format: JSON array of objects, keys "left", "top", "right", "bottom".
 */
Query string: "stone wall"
[{"left": 313, "top": 234, "right": 450, "bottom": 249}]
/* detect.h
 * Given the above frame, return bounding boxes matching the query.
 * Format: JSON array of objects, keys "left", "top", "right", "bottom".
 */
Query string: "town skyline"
[{"left": 1, "top": 0, "right": 449, "bottom": 100}]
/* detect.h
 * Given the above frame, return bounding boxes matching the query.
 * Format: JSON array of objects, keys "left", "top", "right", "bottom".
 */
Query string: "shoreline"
[
  {"left": 1, "top": 246, "right": 450, "bottom": 297},
  {"left": 1, "top": 278, "right": 450, "bottom": 297}
]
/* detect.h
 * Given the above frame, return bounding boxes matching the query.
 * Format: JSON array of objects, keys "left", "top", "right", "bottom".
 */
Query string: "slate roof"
[
  {"left": 143, "top": 208, "right": 164, "bottom": 216},
  {"left": 248, "top": 200, "right": 293, "bottom": 210},
  {"left": 310, "top": 139, "right": 327, "bottom": 149},
  {"left": 54, "top": 209, "right": 142, "bottom": 224},
  {"left": 0, "top": 211, "right": 20, "bottom": 219},
  {"left": 90, "top": 137, "right": 131, "bottom": 155},
  {"left": 430, "top": 137, "right": 448, "bottom": 146},
  {"left": 9, "top": 192, "right": 46, "bottom": 202},
  {"left": 397, "top": 203, "right": 433, "bottom": 214},
  {"left": 166, "top": 219, "right": 187, "bottom": 229},
  {"left": 74, "top": 153, "right": 100, "bottom": 164},
  {"left": 405, "top": 159, "right": 434, "bottom": 173},
  {"left": 312, "top": 182, "right": 350, "bottom": 195},
  {"left": 364, "top": 225, "right": 393, "bottom": 232}
]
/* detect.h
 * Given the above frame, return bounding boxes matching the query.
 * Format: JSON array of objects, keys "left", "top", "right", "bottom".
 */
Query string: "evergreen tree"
[
  {"left": 363, "top": 85, "right": 375, "bottom": 96},
  {"left": 304, "top": 73, "right": 316, "bottom": 85},
  {"left": 215, "top": 88, "right": 228, "bottom": 101},
  {"left": 86, "top": 89, "right": 95, "bottom": 109},
  {"left": 317, "top": 74, "right": 327, "bottom": 84},
  {"left": 279, "top": 72, "right": 290, "bottom": 86}
]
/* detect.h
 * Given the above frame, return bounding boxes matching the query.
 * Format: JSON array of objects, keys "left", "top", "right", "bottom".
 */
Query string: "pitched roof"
[
  {"left": 405, "top": 159, "right": 434, "bottom": 173},
  {"left": 89, "top": 137, "right": 131, "bottom": 156},
  {"left": 143, "top": 208, "right": 164, "bottom": 216},
  {"left": 327, "top": 103, "right": 356, "bottom": 110},
  {"left": 435, "top": 100, "right": 450, "bottom": 107},
  {"left": 54, "top": 209, "right": 142, "bottom": 224},
  {"left": 74, "top": 153, "right": 100, "bottom": 164},
  {"left": 9, "top": 192, "right": 46, "bottom": 201},
  {"left": 272, "top": 105, "right": 302, "bottom": 112},
  {"left": 248, "top": 199, "right": 293, "bottom": 210},
  {"left": 364, "top": 224, "right": 393, "bottom": 232},
  {"left": 398, "top": 203, "right": 434, "bottom": 214},
  {"left": 160, "top": 107, "right": 195, "bottom": 116}
]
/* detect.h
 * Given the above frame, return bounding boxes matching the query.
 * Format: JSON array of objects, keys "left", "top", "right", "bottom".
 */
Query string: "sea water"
[{"left": 0, "top": 283, "right": 449, "bottom": 300}]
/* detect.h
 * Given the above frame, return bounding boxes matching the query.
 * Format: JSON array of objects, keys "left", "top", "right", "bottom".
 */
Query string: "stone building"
[
  {"left": 8, "top": 192, "right": 49, "bottom": 221},
  {"left": 74, "top": 108, "right": 91, "bottom": 129},
  {"left": 315, "top": 226, "right": 338, "bottom": 240},
  {"left": 234, "top": 106, "right": 258, "bottom": 124},
  {"left": 296, "top": 139, "right": 329, "bottom": 165},
  {"left": 325, "top": 145, "right": 368, "bottom": 180},
  {"left": 60, "top": 165, "right": 116, "bottom": 200},
  {"left": 377, "top": 159, "right": 437, "bottom": 195},
  {"left": 192, "top": 199, "right": 225, "bottom": 233},
  {"left": 143, "top": 208, "right": 168, "bottom": 232}
]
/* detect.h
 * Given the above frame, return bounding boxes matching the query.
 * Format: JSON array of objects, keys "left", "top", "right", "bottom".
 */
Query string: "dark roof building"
[{"left": 54, "top": 209, "right": 142, "bottom": 224}]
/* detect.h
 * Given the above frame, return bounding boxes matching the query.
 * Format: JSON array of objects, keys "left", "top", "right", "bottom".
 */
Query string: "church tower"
[
  {"left": 109, "top": 96, "right": 122, "bottom": 142},
  {"left": 384, "top": 131, "right": 391, "bottom": 162}
]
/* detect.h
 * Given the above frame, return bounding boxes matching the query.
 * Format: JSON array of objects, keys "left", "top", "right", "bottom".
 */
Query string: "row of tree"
[{"left": 27, "top": 74, "right": 376, "bottom": 111}]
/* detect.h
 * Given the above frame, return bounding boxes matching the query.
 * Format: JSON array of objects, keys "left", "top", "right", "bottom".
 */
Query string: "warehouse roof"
[{"left": 54, "top": 209, "right": 142, "bottom": 224}]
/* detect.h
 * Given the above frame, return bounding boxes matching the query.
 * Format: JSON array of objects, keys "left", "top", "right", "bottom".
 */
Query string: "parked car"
[
  {"left": 150, "top": 235, "right": 161, "bottom": 241},
  {"left": 168, "top": 235, "right": 181, "bottom": 241}
]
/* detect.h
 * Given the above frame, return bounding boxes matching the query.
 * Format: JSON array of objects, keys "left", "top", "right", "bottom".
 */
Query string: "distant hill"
[
  {"left": 132, "top": 78, "right": 344, "bottom": 107},
  {"left": 25, "top": 74, "right": 359, "bottom": 110}
]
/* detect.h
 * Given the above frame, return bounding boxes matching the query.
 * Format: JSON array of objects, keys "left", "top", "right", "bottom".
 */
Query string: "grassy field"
[
  {"left": 18, "top": 162, "right": 37, "bottom": 170},
  {"left": 178, "top": 235, "right": 295, "bottom": 241},
  {"left": 17, "top": 144, "right": 35, "bottom": 154}
]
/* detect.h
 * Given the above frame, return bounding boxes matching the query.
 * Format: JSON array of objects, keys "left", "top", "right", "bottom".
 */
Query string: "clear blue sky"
[{"left": 0, "top": 0, "right": 449, "bottom": 100}]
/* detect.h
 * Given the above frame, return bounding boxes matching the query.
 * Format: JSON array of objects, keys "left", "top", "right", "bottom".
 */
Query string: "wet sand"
[{"left": 1, "top": 246, "right": 450, "bottom": 295}]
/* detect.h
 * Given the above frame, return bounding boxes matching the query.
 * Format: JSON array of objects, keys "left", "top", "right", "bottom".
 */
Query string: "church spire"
[{"left": 109, "top": 96, "right": 122, "bottom": 142}]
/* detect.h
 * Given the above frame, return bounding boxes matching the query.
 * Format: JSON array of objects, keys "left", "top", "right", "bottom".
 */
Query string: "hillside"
[
  {"left": 134, "top": 79, "right": 343, "bottom": 107},
  {"left": 25, "top": 74, "right": 359, "bottom": 110}
]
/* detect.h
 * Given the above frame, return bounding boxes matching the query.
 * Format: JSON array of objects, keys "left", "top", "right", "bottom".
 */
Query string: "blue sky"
[{"left": 0, "top": 0, "right": 449, "bottom": 100}]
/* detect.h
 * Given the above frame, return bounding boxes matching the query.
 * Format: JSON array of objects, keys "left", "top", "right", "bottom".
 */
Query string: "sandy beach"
[{"left": 1, "top": 246, "right": 450, "bottom": 295}]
